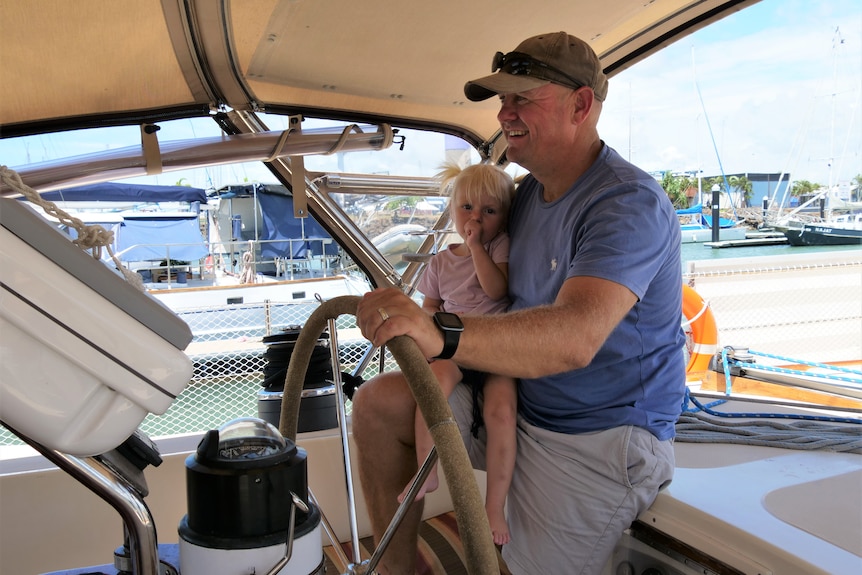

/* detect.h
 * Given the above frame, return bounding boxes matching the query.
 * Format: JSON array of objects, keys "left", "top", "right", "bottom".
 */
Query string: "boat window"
[
  {"left": 1, "top": 0, "right": 858, "bottom": 454},
  {"left": 1, "top": 115, "right": 490, "bottom": 453}
]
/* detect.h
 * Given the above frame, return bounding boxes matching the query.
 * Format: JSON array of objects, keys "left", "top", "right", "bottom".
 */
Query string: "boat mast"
[{"left": 692, "top": 47, "right": 738, "bottom": 218}]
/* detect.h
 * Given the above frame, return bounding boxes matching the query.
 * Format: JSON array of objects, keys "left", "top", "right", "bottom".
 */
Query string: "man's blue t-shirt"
[{"left": 507, "top": 143, "right": 685, "bottom": 441}]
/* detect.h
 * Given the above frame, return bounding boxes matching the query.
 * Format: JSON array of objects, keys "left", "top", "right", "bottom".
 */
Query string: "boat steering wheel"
[{"left": 277, "top": 295, "right": 499, "bottom": 575}]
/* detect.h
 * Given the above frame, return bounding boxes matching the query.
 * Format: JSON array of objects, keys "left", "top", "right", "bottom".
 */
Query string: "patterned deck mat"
[{"left": 323, "top": 511, "right": 511, "bottom": 574}]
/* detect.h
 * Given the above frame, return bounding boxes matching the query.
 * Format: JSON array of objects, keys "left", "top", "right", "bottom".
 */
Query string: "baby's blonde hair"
[{"left": 437, "top": 162, "right": 516, "bottom": 217}]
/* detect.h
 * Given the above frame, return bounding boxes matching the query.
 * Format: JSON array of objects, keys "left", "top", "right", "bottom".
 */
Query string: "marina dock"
[{"left": 704, "top": 232, "right": 788, "bottom": 248}]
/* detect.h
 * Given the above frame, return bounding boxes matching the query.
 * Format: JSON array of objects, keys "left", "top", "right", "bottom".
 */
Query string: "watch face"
[{"left": 435, "top": 312, "right": 464, "bottom": 331}]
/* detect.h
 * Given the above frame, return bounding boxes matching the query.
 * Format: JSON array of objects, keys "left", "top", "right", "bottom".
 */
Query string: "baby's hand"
[{"left": 463, "top": 220, "right": 482, "bottom": 247}]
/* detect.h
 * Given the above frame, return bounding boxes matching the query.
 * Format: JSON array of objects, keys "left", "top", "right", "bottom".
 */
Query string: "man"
[{"left": 353, "top": 31, "right": 685, "bottom": 575}]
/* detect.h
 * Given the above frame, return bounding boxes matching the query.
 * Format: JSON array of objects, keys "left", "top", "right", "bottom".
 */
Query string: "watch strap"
[{"left": 433, "top": 312, "right": 462, "bottom": 360}]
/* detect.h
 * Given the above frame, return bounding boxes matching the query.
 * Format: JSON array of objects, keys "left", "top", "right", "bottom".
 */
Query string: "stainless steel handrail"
[{"left": 1, "top": 420, "right": 160, "bottom": 575}]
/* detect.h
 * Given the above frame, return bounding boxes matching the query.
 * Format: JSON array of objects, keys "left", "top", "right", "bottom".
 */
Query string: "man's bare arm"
[{"left": 357, "top": 275, "right": 637, "bottom": 378}]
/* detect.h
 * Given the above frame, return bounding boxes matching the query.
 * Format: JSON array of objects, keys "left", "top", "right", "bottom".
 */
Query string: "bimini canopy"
[{"left": 0, "top": 0, "right": 758, "bottom": 145}]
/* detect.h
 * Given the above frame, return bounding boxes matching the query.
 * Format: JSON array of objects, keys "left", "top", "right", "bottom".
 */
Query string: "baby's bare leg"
[
  {"left": 482, "top": 374, "right": 517, "bottom": 545},
  {"left": 398, "top": 359, "right": 463, "bottom": 503}
]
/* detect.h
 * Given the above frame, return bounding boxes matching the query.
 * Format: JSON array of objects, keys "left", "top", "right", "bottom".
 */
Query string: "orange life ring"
[
  {"left": 682, "top": 284, "right": 718, "bottom": 373},
  {"left": 204, "top": 254, "right": 214, "bottom": 272}
]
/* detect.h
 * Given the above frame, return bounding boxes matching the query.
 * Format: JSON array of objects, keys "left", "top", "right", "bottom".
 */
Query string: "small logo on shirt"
[{"left": 550, "top": 258, "right": 557, "bottom": 271}]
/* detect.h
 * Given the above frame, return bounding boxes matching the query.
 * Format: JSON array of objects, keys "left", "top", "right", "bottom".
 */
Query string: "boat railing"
[
  {"left": 116, "top": 236, "right": 346, "bottom": 285},
  {"left": 684, "top": 250, "right": 862, "bottom": 365}
]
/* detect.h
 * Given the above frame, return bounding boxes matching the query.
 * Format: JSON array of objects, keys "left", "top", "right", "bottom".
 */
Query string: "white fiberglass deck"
[{"left": 646, "top": 399, "right": 862, "bottom": 575}]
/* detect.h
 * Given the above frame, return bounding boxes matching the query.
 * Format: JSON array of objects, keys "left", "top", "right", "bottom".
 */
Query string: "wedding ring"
[{"left": 377, "top": 307, "right": 390, "bottom": 322}]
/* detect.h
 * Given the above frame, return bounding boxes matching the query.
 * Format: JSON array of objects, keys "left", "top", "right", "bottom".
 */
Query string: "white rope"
[
  {"left": 680, "top": 298, "right": 710, "bottom": 328},
  {"left": 0, "top": 166, "right": 144, "bottom": 291},
  {"left": 238, "top": 248, "right": 255, "bottom": 284}
]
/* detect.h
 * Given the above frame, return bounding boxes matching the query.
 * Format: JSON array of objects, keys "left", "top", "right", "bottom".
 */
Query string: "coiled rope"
[
  {"left": 0, "top": 166, "right": 144, "bottom": 290},
  {"left": 677, "top": 389, "right": 862, "bottom": 453},
  {"left": 238, "top": 248, "right": 256, "bottom": 284}
]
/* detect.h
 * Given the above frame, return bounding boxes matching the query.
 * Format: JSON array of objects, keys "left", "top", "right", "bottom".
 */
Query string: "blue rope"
[
  {"left": 721, "top": 346, "right": 733, "bottom": 394},
  {"left": 682, "top": 388, "right": 861, "bottom": 425}
]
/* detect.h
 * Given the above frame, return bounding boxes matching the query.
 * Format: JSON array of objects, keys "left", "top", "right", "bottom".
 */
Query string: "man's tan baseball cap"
[{"left": 464, "top": 32, "right": 608, "bottom": 102}]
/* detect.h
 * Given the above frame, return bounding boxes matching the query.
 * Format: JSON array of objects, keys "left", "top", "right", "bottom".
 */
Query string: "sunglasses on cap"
[{"left": 491, "top": 51, "right": 585, "bottom": 92}]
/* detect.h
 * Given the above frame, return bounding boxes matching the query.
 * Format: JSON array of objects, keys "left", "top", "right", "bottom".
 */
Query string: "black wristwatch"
[{"left": 432, "top": 312, "right": 463, "bottom": 359}]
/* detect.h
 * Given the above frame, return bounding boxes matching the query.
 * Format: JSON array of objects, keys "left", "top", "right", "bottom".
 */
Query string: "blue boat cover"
[
  {"left": 39, "top": 182, "right": 207, "bottom": 204},
  {"left": 256, "top": 192, "right": 337, "bottom": 258},
  {"left": 39, "top": 182, "right": 209, "bottom": 262},
  {"left": 49, "top": 182, "right": 335, "bottom": 261},
  {"left": 701, "top": 214, "right": 738, "bottom": 229},
  {"left": 676, "top": 204, "right": 737, "bottom": 228},
  {"left": 675, "top": 203, "right": 704, "bottom": 215},
  {"left": 117, "top": 216, "right": 208, "bottom": 262}
]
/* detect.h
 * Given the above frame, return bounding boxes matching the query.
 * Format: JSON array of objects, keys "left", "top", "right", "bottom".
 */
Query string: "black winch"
[{"left": 257, "top": 325, "right": 338, "bottom": 432}]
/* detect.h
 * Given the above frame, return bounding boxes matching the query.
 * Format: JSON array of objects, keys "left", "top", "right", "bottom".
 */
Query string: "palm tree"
[
  {"left": 790, "top": 179, "right": 821, "bottom": 198},
  {"left": 704, "top": 175, "right": 753, "bottom": 207},
  {"left": 728, "top": 175, "right": 753, "bottom": 207}
]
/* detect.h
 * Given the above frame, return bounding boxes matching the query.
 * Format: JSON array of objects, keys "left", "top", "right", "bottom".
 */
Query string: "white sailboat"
[{"left": 768, "top": 27, "right": 862, "bottom": 246}]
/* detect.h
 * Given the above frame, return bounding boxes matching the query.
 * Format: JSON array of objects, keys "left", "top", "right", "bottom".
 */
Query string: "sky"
[
  {"left": 599, "top": 0, "right": 861, "bottom": 187},
  {"left": 2, "top": 0, "right": 860, "bottom": 191}
]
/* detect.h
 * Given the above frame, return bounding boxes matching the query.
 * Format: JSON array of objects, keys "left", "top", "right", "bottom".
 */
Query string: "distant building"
[
  {"left": 650, "top": 171, "right": 793, "bottom": 209},
  {"left": 702, "top": 172, "right": 791, "bottom": 208}
]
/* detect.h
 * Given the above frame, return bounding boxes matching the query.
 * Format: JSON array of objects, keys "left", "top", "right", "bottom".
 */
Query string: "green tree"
[
  {"left": 852, "top": 174, "right": 862, "bottom": 201},
  {"left": 790, "top": 180, "right": 821, "bottom": 197},
  {"left": 384, "top": 197, "right": 417, "bottom": 210},
  {"left": 660, "top": 171, "right": 695, "bottom": 209},
  {"left": 704, "top": 176, "right": 725, "bottom": 207},
  {"left": 728, "top": 175, "right": 753, "bottom": 207},
  {"left": 705, "top": 175, "right": 752, "bottom": 207}
]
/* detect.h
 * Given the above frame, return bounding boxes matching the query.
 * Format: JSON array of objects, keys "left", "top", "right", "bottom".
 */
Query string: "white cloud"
[{"left": 600, "top": 0, "right": 861, "bottom": 185}]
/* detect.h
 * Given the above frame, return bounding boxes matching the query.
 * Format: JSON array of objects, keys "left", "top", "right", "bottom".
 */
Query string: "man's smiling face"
[{"left": 496, "top": 83, "right": 578, "bottom": 173}]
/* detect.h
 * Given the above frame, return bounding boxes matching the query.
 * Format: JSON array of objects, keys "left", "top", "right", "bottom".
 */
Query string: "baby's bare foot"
[
  {"left": 487, "top": 507, "right": 510, "bottom": 546},
  {"left": 397, "top": 469, "right": 439, "bottom": 503}
]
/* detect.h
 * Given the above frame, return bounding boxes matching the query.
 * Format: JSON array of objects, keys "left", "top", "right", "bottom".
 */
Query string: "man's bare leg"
[
  {"left": 398, "top": 405, "right": 438, "bottom": 503},
  {"left": 352, "top": 371, "right": 423, "bottom": 575}
]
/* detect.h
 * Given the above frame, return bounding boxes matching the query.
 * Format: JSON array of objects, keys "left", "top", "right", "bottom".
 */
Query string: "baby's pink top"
[{"left": 417, "top": 232, "right": 509, "bottom": 315}]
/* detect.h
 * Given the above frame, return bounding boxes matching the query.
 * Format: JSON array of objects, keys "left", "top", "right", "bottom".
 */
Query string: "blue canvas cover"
[
  {"left": 117, "top": 215, "right": 208, "bottom": 262},
  {"left": 700, "top": 214, "right": 738, "bottom": 228},
  {"left": 40, "top": 182, "right": 207, "bottom": 204},
  {"left": 676, "top": 204, "right": 736, "bottom": 228},
  {"left": 43, "top": 182, "right": 209, "bottom": 262},
  {"left": 675, "top": 203, "right": 703, "bottom": 215},
  {"left": 256, "top": 191, "right": 337, "bottom": 259}
]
